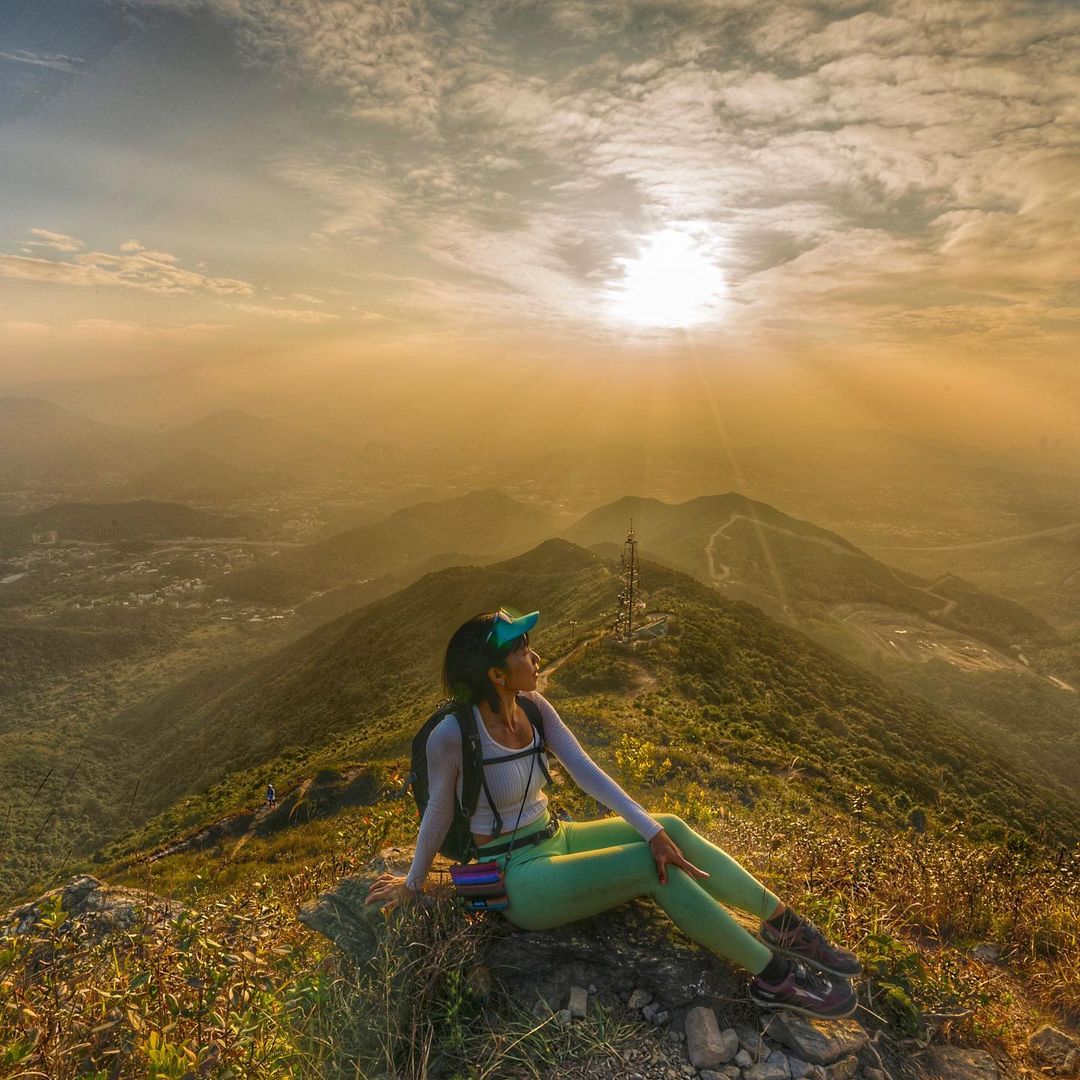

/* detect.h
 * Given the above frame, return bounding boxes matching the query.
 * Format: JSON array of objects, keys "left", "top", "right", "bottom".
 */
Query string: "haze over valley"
[{"left": 3, "top": 3, "right": 1079, "bottom": 1074}]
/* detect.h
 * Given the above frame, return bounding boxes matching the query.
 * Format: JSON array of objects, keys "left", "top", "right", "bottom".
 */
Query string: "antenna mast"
[{"left": 614, "top": 520, "right": 644, "bottom": 641}]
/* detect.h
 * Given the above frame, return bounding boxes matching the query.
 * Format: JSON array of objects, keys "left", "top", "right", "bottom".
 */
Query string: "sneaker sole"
[
  {"left": 758, "top": 937, "right": 864, "bottom": 980},
  {"left": 748, "top": 988, "right": 859, "bottom": 1021}
]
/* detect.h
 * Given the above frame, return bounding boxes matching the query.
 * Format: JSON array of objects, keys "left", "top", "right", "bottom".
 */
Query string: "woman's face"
[{"left": 497, "top": 636, "right": 541, "bottom": 692}]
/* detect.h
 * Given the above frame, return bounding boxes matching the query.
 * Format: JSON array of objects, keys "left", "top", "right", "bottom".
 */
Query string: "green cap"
[{"left": 487, "top": 608, "right": 539, "bottom": 650}]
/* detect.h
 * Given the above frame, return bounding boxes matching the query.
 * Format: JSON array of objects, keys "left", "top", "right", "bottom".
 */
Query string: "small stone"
[
  {"left": 1029, "top": 1026, "right": 1079, "bottom": 1071},
  {"left": 737, "top": 1022, "right": 765, "bottom": 1056},
  {"left": 629, "top": 988, "right": 654, "bottom": 1010},
  {"left": 745, "top": 1059, "right": 790, "bottom": 1080},
  {"left": 568, "top": 985, "right": 588, "bottom": 1019},
  {"left": 736, "top": 1049, "right": 754, "bottom": 1068},
  {"left": 686, "top": 1006, "right": 731, "bottom": 1069},
  {"left": 700, "top": 1072, "right": 723, "bottom": 1080},
  {"left": 588, "top": 983, "right": 597, "bottom": 994},
  {"left": 788, "top": 1057, "right": 812, "bottom": 1079},
  {"left": 681, "top": 1066, "right": 698, "bottom": 1077},
  {"left": 719, "top": 1028, "right": 739, "bottom": 1062},
  {"left": 972, "top": 942, "right": 1001, "bottom": 964},
  {"left": 925, "top": 1045, "right": 999, "bottom": 1080},
  {"left": 766, "top": 1049, "right": 791, "bottom": 1076},
  {"left": 556, "top": 1009, "right": 572, "bottom": 1028},
  {"left": 720, "top": 1069, "right": 742, "bottom": 1080},
  {"left": 825, "top": 1055, "right": 858, "bottom": 1080}
]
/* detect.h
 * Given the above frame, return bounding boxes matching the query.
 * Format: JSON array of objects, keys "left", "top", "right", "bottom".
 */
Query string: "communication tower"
[{"left": 613, "top": 521, "right": 646, "bottom": 640}]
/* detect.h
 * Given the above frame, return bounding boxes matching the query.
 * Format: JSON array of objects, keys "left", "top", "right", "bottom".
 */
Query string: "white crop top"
[{"left": 404, "top": 690, "right": 663, "bottom": 892}]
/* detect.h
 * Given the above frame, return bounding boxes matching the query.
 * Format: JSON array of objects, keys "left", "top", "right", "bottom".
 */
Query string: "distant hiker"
[
  {"left": 266, "top": 782, "right": 276, "bottom": 809},
  {"left": 366, "top": 609, "right": 863, "bottom": 1020}
]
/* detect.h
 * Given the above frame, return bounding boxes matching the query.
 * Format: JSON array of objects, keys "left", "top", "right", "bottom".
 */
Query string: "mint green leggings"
[{"left": 479, "top": 812, "right": 779, "bottom": 974}]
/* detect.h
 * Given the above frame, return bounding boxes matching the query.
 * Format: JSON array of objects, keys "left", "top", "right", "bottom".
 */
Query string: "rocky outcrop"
[
  {"left": 3, "top": 874, "right": 183, "bottom": 939},
  {"left": 299, "top": 864, "right": 894, "bottom": 1080}
]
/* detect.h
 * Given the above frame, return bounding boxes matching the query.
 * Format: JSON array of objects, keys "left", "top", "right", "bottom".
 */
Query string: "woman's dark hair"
[{"left": 443, "top": 611, "right": 530, "bottom": 714}]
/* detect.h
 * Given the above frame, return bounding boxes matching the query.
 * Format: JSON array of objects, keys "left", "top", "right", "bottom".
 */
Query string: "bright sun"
[{"left": 608, "top": 228, "right": 727, "bottom": 329}]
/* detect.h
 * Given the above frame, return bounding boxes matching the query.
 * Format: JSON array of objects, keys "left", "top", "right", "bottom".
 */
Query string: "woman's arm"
[
  {"left": 525, "top": 691, "right": 663, "bottom": 841},
  {"left": 367, "top": 715, "right": 461, "bottom": 905},
  {"left": 404, "top": 717, "right": 461, "bottom": 892}
]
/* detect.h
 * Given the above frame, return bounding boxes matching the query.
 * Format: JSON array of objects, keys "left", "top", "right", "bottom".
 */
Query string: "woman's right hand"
[{"left": 365, "top": 873, "right": 417, "bottom": 912}]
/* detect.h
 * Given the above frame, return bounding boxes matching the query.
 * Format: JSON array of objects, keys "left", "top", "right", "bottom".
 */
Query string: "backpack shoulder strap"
[
  {"left": 454, "top": 704, "right": 484, "bottom": 821},
  {"left": 518, "top": 694, "right": 554, "bottom": 785}
]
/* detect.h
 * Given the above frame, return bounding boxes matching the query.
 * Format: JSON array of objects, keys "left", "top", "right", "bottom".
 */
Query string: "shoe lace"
[{"left": 790, "top": 960, "right": 832, "bottom": 997}]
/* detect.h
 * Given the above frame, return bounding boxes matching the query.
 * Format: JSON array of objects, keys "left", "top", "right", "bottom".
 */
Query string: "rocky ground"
[
  {"left": 5, "top": 872, "right": 1079, "bottom": 1080},
  {"left": 298, "top": 850, "right": 1080, "bottom": 1080}
]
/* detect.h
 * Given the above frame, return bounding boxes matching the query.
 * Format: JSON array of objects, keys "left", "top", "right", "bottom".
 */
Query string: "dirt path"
[
  {"left": 536, "top": 630, "right": 607, "bottom": 694},
  {"left": 704, "top": 510, "right": 861, "bottom": 587}
]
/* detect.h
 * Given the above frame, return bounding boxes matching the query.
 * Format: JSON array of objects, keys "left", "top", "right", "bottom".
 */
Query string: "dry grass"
[{"left": 3, "top": 786, "right": 1077, "bottom": 1078}]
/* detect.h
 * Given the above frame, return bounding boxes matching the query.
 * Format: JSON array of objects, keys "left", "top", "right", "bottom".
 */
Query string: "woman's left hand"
[
  {"left": 364, "top": 873, "right": 417, "bottom": 912},
  {"left": 649, "top": 829, "right": 709, "bottom": 886}
]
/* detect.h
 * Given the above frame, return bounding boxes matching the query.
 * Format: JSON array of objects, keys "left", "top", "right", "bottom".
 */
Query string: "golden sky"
[{"left": 1, "top": 1, "right": 1078, "bottom": 447}]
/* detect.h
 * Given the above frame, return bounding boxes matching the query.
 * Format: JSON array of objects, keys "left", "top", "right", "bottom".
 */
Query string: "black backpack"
[{"left": 400, "top": 694, "right": 554, "bottom": 863}]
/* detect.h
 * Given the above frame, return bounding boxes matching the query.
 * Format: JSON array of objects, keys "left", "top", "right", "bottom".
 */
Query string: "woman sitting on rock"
[{"left": 366, "top": 609, "right": 862, "bottom": 1019}]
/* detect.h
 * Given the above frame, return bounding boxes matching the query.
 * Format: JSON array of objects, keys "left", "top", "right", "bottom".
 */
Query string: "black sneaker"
[
  {"left": 749, "top": 959, "right": 858, "bottom": 1020},
  {"left": 759, "top": 915, "right": 863, "bottom": 979}
]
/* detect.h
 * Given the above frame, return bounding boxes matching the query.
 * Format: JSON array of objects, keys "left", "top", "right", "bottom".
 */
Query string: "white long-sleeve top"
[{"left": 404, "top": 690, "right": 663, "bottom": 892}]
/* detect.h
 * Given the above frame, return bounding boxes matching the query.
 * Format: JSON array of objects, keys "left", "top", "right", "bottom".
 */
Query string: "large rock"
[
  {"left": 1029, "top": 1026, "right": 1079, "bottom": 1073},
  {"left": 300, "top": 870, "right": 742, "bottom": 1019},
  {"left": 297, "top": 874, "right": 388, "bottom": 957},
  {"left": 764, "top": 1014, "right": 868, "bottom": 1066},
  {"left": 925, "top": 1045, "right": 1000, "bottom": 1080}
]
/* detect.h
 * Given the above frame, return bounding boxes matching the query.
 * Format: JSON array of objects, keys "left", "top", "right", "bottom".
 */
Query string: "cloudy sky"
[{"left": 1, "top": 0, "right": 1077, "bottom": 445}]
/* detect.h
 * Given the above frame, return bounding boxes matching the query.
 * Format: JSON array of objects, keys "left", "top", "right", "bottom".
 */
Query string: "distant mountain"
[
  {"left": 0, "top": 368, "right": 283, "bottom": 432},
  {"left": 0, "top": 400, "right": 373, "bottom": 491},
  {"left": 0, "top": 499, "right": 263, "bottom": 546},
  {"left": 116, "top": 538, "right": 1080, "bottom": 844},
  {"left": 108, "top": 449, "right": 285, "bottom": 504},
  {"left": 215, "top": 489, "right": 564, "bottom": 604},
  {"left": 157, "top": 409, "right": 356, "bottom": 473},
  {"left": 562, "top": 493, "right": 1055, "bottom": 650},
  {"left": 0, "top": 398, "right": 156, "bottom": 484}
]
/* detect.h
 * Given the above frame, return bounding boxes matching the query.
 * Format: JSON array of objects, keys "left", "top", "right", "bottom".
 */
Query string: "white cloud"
[
  {"left": 105, "top": 0, "right": 1080, "bottom": 354},
  {"left": 25, "top": 228, "right": 83, "bottom": 253},
  {"left": 233, "top": 302, "right": 340, "bottom": 323},
  {"left": 0, "top": 49, "right": 85, "bottom": 73},
  {"left": 0, "top": 232, "right": 255, "bottom": 296}
]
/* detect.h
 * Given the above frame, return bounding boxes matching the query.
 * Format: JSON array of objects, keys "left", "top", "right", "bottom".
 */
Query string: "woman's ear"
[{"left": 488, "top": 665, "right": 507, "bottom": 687}]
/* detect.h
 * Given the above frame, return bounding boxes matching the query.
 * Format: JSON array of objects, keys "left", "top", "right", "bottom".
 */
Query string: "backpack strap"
[
  {"left": 519, "top": 695, "right": 554, "bottom": 786},
  {"left": 454, "top": 704, "right": 490, "bottom": 829}
]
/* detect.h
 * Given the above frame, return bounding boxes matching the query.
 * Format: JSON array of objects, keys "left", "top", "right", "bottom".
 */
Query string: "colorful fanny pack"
[{"left": 448, "top": 861, "right": 508, "bottom": 911}]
